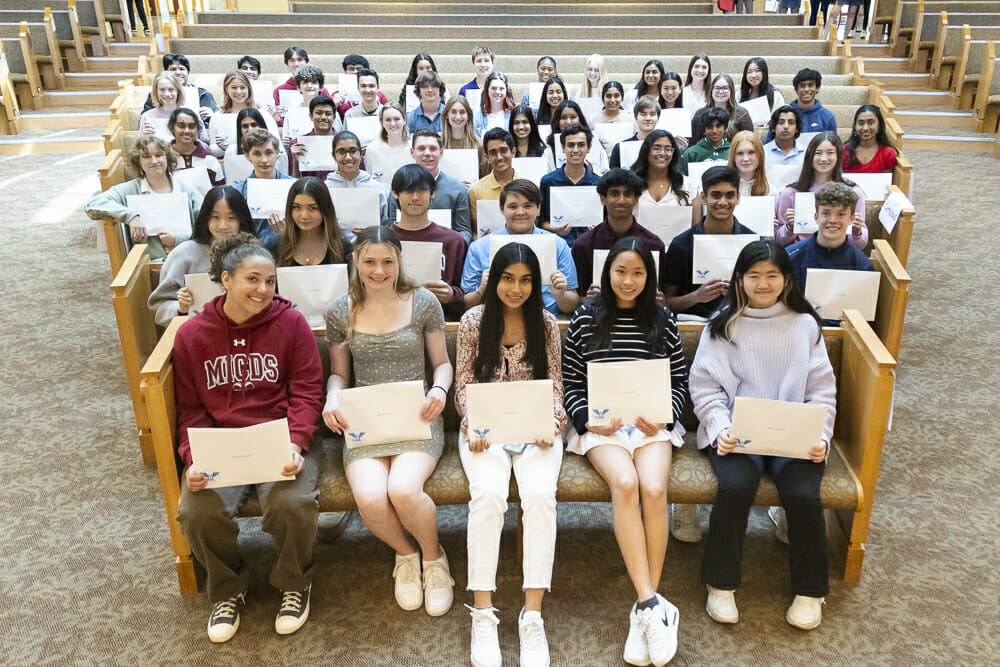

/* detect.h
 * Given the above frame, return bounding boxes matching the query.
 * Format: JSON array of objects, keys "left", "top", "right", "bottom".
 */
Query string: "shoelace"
[
  {"left": 423, "top": 560, "right": 454, "bottom": 590},
  {"left": 210, "top": 597, "right": 239, "bottom": 623},
  {"left": 279, "top": 590, "right": 305, "bottom": 615},
  {"left": 520, "top": 616, "right": 546, "bottom": 650},
  {"left": 393, "top": 556, "right": 420, "bottom": 582},
  {"left": 466, "top": 605, "right": 499, "bottom": 644}
]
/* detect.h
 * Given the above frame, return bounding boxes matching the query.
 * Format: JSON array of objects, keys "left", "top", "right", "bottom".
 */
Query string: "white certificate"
[
  {"left": 466, "top": 379, "right": 555, "bottom": 446},
  {"left": 795, "top": 131, "right": 820, "bottom": 150},
  {"left": 765, "top": 163, "right": 802, "bottom": 192},
  {"left": 848, "top": 173, "right": 892, "bottom": 202},
  {"left": 595, "top": 122, "right": 634, "bottom": 149},
  {"left": 278, "top": 89, "right": 303, "bottom": 110},
  {"left": 182, "top": 85, "right": 200, "bottom": 109},
  {"left": 878, "top": 190, "right": 912, "bottom": 234},
  {"left": 549, "top": 185, "right": 602, "bottom": 228},
  {"left": 246, "top": 178, "right": 294, "bottom": 218},
  {"left": 336, "top": 380, "right": 432, "bottom": 448},
  {"left": 250, "top": 79, "right": 273, "bottom": 106},
  {"left": 489, "top": 234, "right": 558, "bottom": 285},
  {"left": 173, "top": 166, "right": 212, "bottom": 197},
  {"left": 592, "top": 248, "right": 659, "bottom": 286},
  {"left": 527, "top": 82, "right": 544, "bottom": 108},
  {"left": 213, "top": 112, "right": 238, "bottom": 146},
  {"left": 691, "top": 234, "right": 758, "bottom": 284},
  {"left": 537, "top": 124, "right": 552, "bottom": 142},
  {"left": 511, "top": 157, "right": 548, "bottom": 185},
  {"left": 438, "top": 148, "right": 480, "bottom": 183},
  {"left": 617, "top": 140, "right": 641, "bottom": 170},
  {"left": 188, "top": 418, "right": 294, "bottom": 488},
  {"left": 346, "top": 116, "right": 382, "bottom": 146},
  {"left": 394, "top": 209, "right": 451, "bottom": 228},
  {"left": 405, "top": 84, "right": 419, "bottom": 112},
  {"left": 338, "top": 73, "right": 359, "bottom": 102},
  {"left": 296, "top": 135, "right": 336, "bottom": 172},
  {"left": 145, "top": 115, "right": 172, "bottom": 141},
  {"left": 656, "top": 108, "right": 693, "bottom": 138},
  {"left": 476, "top": 199, "right": 506, "bottom": 236},
  {"left": 276, "top": 264, "right": 349, "bottom": 327},
  {"left": 638, "top": 203, "right": 692, "bottom": 245},
  {"left": 224, "top": 153, "right": 253, "bottom": 185},
  {"left": 686, "top": 160, "right": 726, "bottom": 190},
  {"left": 733, "top": 195, "right": 776, "bottom": 237},
  {"left": 184, "top": 272, "right": 225, "bottom": 314},
  {"left": 587, "top": 359, "right": 672, "bottom": 426},
  {"left": 329, "top": 187, "right": 381, "bottom": 228},
  {"left": 125, "top": 192, "right": 191, "bottom": 237},
  {"left": 793, "top": 192, "right": 817, "bottom": 234},
  {"left": 401, "top": 240, "right": 444, "bottom": 284},
  {"left": 464, "top": 88, "right": 482, "bottom": 113},
  {"left": 575, "top": 97, "right": 603, "bottom": 120},
  {"left": 282, "top": 105, "right": 313, "bottom": 139},
  {"left": 730, "top": 396, "right": 829, "bottom": 460},
  {"left": 805, "top": 268, "right": 880, "bottom": 321},
  {"left": 740, "top": 96, "right": 772, "bottom": 126}
]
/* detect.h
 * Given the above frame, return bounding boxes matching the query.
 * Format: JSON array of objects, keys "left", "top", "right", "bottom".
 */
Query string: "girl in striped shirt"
[{"left": 562, "top": 237, "right": 688, "bottom": 667}]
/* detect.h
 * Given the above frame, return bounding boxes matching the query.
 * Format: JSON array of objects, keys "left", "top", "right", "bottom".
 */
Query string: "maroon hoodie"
[{"left": 173, "top": 293, "right": 324, "bottom": 466}]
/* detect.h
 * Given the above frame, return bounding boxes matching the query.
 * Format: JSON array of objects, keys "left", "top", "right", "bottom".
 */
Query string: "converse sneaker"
[
  {"left": 768, "top": 506, "right": 789, "bottom": 544},
  {"left": 422, "top": 547, "right": 455, "bottom": 616},
  {"left": 275, "top": 583, "right": 311, "bottom": 635},
  {"left": 623, "top": 602, "right": 651, "bottom": 666},
  {"left": 207, "top": 593, "right": 244, "bottom": 643},
  {"left": 705, "top": 585, "right": 739, "bottom": 624},
  {"left": 467, "top": 604, "right": 502, "bottom": 667},
  {"left": 393, "top": 551, "right": 423, "bottom": 611},
  {"left": 641, "top": 594, "right": 679, "bottom": 667},
  {"left": 670, "top": 504, "right": 702, "bottom": 543},
  {"left": 786, "top": 595, "right": 825, "bottom": 630},
  {"left": 518, "top": 608, "right": 550, "bottom": 667}
]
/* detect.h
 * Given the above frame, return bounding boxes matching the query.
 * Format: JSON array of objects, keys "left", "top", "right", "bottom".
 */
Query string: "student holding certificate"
[
  {"left": 736, "top": 58, "right": 786, "bottom": 126},
  {"left": 534, "top": 77, "right": 568, "bottom": 129},
  {"left": 727, "top": 131, "right": 771, "bottom": 197},
  {"left": 288, "top": 95, "right": 339, "bottom": 181},
  {"left": 148, "top": 186, "right": 256, "bottom": 326},
  {"left": 397, "top": 53, "right": 437, "bottom": 108},
  {"left": 441, "top": 96, "right": 487, "bottom": 183},
  {"left": 473, "top": 71, "right": 515, "bottom": 140},
  {"left": 633, "top": 129, "right": 692, "bottom": 209},
  {"left": 275, "top": 177, "right": 352, "bottom": 268},
  {"left": 519, "top": 56, "right": 558, "bottom": 109},
  {"left": 762, "top": 106, "right": 806, "bottom": 166},
  {"left": 682, "top": 54, "right": 712, "bottom": 114},
  {"left": 169, "top": 108, "right": 225, "bottom": 188},
  {"left": 608, "top": 95, "right": 661, "bottom": 169},
  {"left": 174, "top": 234, "right": 324, "bottom": 643},
  {"left": 325, "top": 131, "right": 393, "bottom": 232},
  {"left": 323, "top": 227, "right": 456, "bottom": 618},
  {"left": 223, "top": 109, "right": 291, "bottom": 185},
  {"left": 365, "top": 102, "right": 416, "bottom": 186},
  {"left": 775, "top": 133, "right": 868, "bottom": 249},
  {"left": 233, "top": 129, "right": 295, "bottom": 253},
  {"left": 562, "top": 238, "right": 688, "bottom": 667},
  {"left": 538, "top": 124, "right": 601, "bottom": 244},
  {"left": 454, "top": 243, "right": 566, "bottom": 667},
  {"left": 84, "top": 135, "right": 203, "bottom": 260},
  {"left": 623, "top": 60, "right": 665, "bottom": 110},
  {"left": 544, "top": 101, "right": 610, "bottom": 176},
  {"left": 509, "top": 105, "right": 548, "bottom": 159},
  {"left": 689, "top": 239, "right": 836, "bottom": 631},
  {"left": 210, "top": 70, "right": 276, "bottom": 157},
  {"left": 468, "top": 128, "right": 520, "bottom": 230},
  {"left": 690, "top": 74, "right": 753, "bottom": 145}
]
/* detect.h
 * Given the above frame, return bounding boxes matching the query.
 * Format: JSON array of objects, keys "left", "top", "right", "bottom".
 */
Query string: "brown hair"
[{"left": 127, "top": 135, "right": 178, "bottom": 179}]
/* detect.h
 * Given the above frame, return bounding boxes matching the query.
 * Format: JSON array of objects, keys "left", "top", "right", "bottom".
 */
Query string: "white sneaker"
[
  {"left": 206, "top": 593, "right": 244, "bottom": 643},
  {"left": 467, "top": 604, "right": 502, "bottom": 667},
  {"left": 623, "top": 602, "right": 651, "bottom": 666},
  {"left": 641, "top": 594, "right": 679, "bottom": 667},
  {"left": 422, "top": 548, "right": 455, "bottom": 616},
  {"left": 274, "top": 584, "right": 311, "bottom": 635},
  {"left": 393, "top": 552, "right": 422, "bottom": 611},
  {"left": 705, "top": 585, "right": 739, "bottom": 624},
  {"left": 670, "top": 504, "right": 701, "bottom": 543},
  {"left": 786, "top": 595, "right": 825, "bottom": 630},
  {"left": 518, "top": 608, "right": 550, "bottom": 667},
  {"left": 768, "top": 506, "right": 789, "bottom": 544}
]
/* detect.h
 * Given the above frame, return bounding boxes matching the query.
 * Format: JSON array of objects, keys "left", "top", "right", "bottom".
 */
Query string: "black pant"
[
  {"left": 127, "top": 0, "right": 148, "bottom": 31},
  {"left": 701, "top": 447, "right": 829, "bottom": 597},
  {"left": 809, "top": 0, "right": 832, "bottom": 26}
]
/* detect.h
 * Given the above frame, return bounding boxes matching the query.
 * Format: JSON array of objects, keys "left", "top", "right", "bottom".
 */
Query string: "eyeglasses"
[
  {"left": 650, "top": 146, "right": 674, "bottom": 155},
  {"left": 712, "top": 86, "right": 730, "bottom": 92},
  {"left": 334, "top": 148, "right": 361, "bottom": 157}
]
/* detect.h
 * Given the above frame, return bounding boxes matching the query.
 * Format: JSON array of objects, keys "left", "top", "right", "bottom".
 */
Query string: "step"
[
  {"left": 290, "top": 1, "right": 715, "bottom": 14},
  {"left": 866, "top": 72, "right": 934, "bottom": 88},
  {"left": 43, "top": 89, "right": 119, "bottom": 105},
  {"left": 902, "top": 133, "right": 995, "bottom": 152},
  {"left": 885, "top": 89, "right": 954, "bottom": 107},
  {"left": 64, "top": 72, "right": 138, "bottom": 89},
  {"left": 0, "top": 135, "right": 104, "bottom": 155},
  {"left": 86, "top": 56, "right": 140, "bottom": 72},
  {"left": 107, "top": 41, "right": 151, "bottom": 57},
  {"left": 19, "top": 110, "right": 109, "bottom": 130},
  {"left": 894, "top": 109, "right": 977, "bottom": 128},
  {"left": 861, "top": 57, "right": 912, "bottom": 73},
  {"left": 850, "top": 44, "right": 893, "bottom": 57},
  {"left": 200, "top": 10, "right": 802, "bottom": 25}
]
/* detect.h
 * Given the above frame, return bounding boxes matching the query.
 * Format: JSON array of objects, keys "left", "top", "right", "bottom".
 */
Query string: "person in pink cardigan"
[{"left": 774, "top": 132, "right": 868, "bottom": 249}]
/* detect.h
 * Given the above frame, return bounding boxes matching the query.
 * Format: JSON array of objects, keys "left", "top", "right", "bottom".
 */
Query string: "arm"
[
  {"left": 461, "top": 243, "right": 488, "bottom": 309},
  {"left": 422, "top": 329, "right": 453, "bottom": 422},
  {"left": 849, "top": 186, "right": 869, "bottom": 249},
  {"left": 147, "top": 247, "right": 190, "bottom": 327},
  {"left": 553, "top": 240, "right": 581, "bottom": 313},
  {"left": 663, "top": 312, "right": 689, "bottom": 428},
  {"left": 453, "top": 314, "right": 479, "bottom": 432},
  {"left": 451, "top": 188, "right": 473, "bottom": 244},
  {"left": 284, "top": 314, "right": 325, "bottom": 451},
  {"left": 83, "top": 180, "right": 138, "bottom": 225},
  {"left": 688, "top": 328, "right": 737, "bottom": 448},
  {"left": 545, "top": 315, "right": 568, "bottom": 431},
  {"left": 561, "top": 311, "right": 590, "bottom": 435},
  {"left": 773, "top": 187, "right": 799, "bottom": 246},
  {"left": 662, "top": 282, "right": 728, "bottom": 316}
]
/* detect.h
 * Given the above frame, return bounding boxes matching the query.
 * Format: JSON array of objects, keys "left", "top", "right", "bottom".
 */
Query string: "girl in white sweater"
[{"left": 689, "top": 238, "right": 836, "bottom": 631}]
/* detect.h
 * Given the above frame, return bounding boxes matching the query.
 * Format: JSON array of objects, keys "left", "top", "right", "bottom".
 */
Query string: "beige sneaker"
[
  {"left": 422, "top": 547, "right": 455, "bottom": 616},
  {"left": 706, "top": 585, "right": 739, "bottom": 624},
  {"left": 786, "top": 595, "right": 825, "bottom": 630},
  {"left": 393, "top": 551, "right": 423, "bottom": 611},
  {"left": 670, "top": 504, "right": 702, "bottom": 543}
]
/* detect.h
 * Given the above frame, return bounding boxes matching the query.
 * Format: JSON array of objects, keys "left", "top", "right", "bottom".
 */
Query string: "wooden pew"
[
  {"left": 870, "top": 239, "right": 910, "bottom": 360},
  {"left": 872, "top": 0, "right": 900, "bottom": 43},
  {"left": 141, "top": 312, "right": 894, "bottom": 596},
  {"left": 890, "top": 1, "right": 997, "bottom": 56},
  {"left": 94, "top": 0, "right": 130, "bottom": 43},
  {"left": 0, "top": 51, "right": 22, "bottom": 134},
  {"left": 953, "top": 39, "right": 993, "bottom": 109},
  {"left": 931, "top": 18, "right": 1000, "bottom": 88},
  {"left": 110, "top": 243, "right": 159, "bottom": 465},
  {"left": 973, "top": 51, "right": 1000, "bottom": 132}
]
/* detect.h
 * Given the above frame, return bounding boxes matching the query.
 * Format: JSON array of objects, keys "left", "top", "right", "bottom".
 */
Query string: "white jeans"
[{"left": 459, "top": 432, "right": 563, "bottom": 592}]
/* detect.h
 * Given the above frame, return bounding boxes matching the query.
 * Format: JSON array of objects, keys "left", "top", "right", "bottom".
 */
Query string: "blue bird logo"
[
  {"left": 250, "top": 205, "right": 263, "bottom": 215},
  {"left": 348, "top": 432, "right": 365, "bottom": 443},
  {"left": 696, "top": 269, "right": 710, "bottom": 279},
  {"left": 736, "top": 438, "right": 752, "bottom": 448},
  {"left": 592, "top": 408, "right": 609, "bottom": 419},
  {"left": 374, "top": 171, "right": 384, "bottom": 181},
  {"left": 202, "top": 471, "right": 220, "bottom": 481},
  {"left": 552, "top": 215, "right": 564, "bottom": 225},
  {"left": 473, "top": 428, "right": 490, "bottom": 439}
]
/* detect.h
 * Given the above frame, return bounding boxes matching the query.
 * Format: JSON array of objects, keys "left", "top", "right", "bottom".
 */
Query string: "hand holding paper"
[
  {"left": 188, "top": 418, "right": 295, "bottom": 488},
  {"left": 184, "top": 273, "right": 226, "bottom": 314},
  {"left": 728, "top": 396, "right": 829, "bottom": 460},
  {"left": 336, "top": 381, "right": 433, "bottom": 448},
  {"left": 793, "top": 192, "right": 817, "bottom": 234},
  {"left": 587, "top": 359, "right": 672, "bottom": 427},
  {"left": 466, "top": 380, "right": 555, "bottom": 448}
]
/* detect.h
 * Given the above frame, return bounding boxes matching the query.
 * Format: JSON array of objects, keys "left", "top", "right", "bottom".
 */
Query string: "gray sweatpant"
[{"left": 177, "top": 452, "right": 321, "bottom": 602}]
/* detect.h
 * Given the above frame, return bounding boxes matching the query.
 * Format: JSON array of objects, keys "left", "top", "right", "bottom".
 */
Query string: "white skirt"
[{"left": 566, "top": 422, "right": 685, "bottom": 457}]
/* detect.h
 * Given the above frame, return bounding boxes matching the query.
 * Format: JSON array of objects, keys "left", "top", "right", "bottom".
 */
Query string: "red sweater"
[
  {"left": 842, "top": 144, "right": 898, "bottom": 173},
  {"left": 173, "top": 294, "right": 323, "bottom": 465}
]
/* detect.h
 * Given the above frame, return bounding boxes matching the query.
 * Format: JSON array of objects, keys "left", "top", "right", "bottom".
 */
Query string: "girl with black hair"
[
  {"left": 842, "top": 105, "right": 898, "bottom": 173},
  {"left": 509, "top": 105, "right": 547, "bottom": 158},
  {"left": 624, "top": 59, "right": 666, "bottom": 109},
  {"left": 632, "top": 129, "right": 692, "bottom": 207},
  {"left": 535, "top": 77, "right": 568, "bottom": 128},
  {"left": 690, "top": 238, "right": 836, "bottom": 631},
  {"left": 737, "top": 58, "right": 786, "bottom": 125},
  {"left": 223, "top": 108, "right": 290, "bottom": 184},
  {"left": 454, "top": 242, "right": 566, "bottom": 667},
  {"left": 562, "top": 237, "right": 687, "bottom": 667},
  {"left": 276, "top": 177, "right": 352, "bottom": 267},
  {"left": 398, "top": 53, "right": 438, "bottom": 107}
]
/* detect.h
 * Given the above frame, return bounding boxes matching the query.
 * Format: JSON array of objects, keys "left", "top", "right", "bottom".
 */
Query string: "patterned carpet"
[{"left": 0, "top": 148, "right": 996, "bottom": 665}]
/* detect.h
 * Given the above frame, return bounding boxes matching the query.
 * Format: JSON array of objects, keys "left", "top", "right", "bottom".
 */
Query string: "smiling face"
[
  {"left": 704, "top": 181, "right": 739, "bottom": 224},
  {"left": 171, "top": 113, "right": 199, "bottom": 148},
  {"left": 166, "top": 63, "right": 189, "bottom": 86},
  {"left": 381, "top": 108, "right": 405, "bottom": 137},
  {"left": 562, "top": 132, "right": 589, "bottom": 167},
  {"left": 298, "top": 79, "right": 320, "bottom": 97},
  {"left": 603, "top": 87, "right": 622, "bottom": 113},
  {"left": 558, "top": 108, "right": 580, "bottom": 130},
  {"left": 741, "top": 259, "right": 786, "bottom": 310},
  {"left": 358, "top": 75, "right": 379, "bottom": 103},
  {"left": 247, "top": 143, "right": 278, "bottom": 176},
  {"left": 156, "top": 79, "right": 178, "bottom": 107},
  {"left": 537, "top": 60, "right": 555, "bottom": 82},
  {"left": 511, "top": 113, "right": 532, "bottom": 139},
  {"left": 816, "top": 203, "right": 852, "bottom": 247},
  {"left": 711, "top": 79, "right": 731, "bottom": 106},
  {"left": 411, "top": 136, "right": 443, "bottom": 173},
  {"left": 854, "top": 110, "right": 879, "bottom": 143},
  {"left": 496, "top": 262, "right": 532, "bottom": 311},
  {"left": 704, "top": 121, "right": 726, "bottom": 147},
  {"left": 587, "top": 63, "right": 600, "bottom": 84},
  {"left": 285, "top": 53, "right": 307, "bottom": 75},
  {"left": 811, "top": 140, "right": 838, "bottom": 177},
  {"left": 732, "top": 140, "right": 758, "bottom": 178},
  {"left": 208, "top": 198, "right": 241, "bottom": 241},
  {"left": 291, "top": 193, "right": 323, "bottom": 233},
  {"left": 643, "top": 65, "right": 660, "bottom": 88},
  {"left": 447, "top": 103, "right": 468, "bottom": 131},
  {"left": 502, "top": 192, "right": 539, "bottom": 233},
  {"left": 474, "top": 54, "right": 494, "bottom": 79},
  {"left": 310, "top": 103, "right": 336, "bottom": 134},
  {"left": 691, "top": 59, "right": 710, "bottom": 82},
  {"left": 221, "top": 255, "right": 276, "bottom": 323},
  {"left": 660, "top": 79, "right": 681, "bottom": 106},
  {"left": 487, "top": 78, "right": 507, "bottom": 108},
  {"left": 601, "top": 185, "right": 639, "bottom": 223},
  {"left": 239, "top": 62, "right": 259, "bottom": 80},
  {"left": 609, "top": 250, "right": 646, "bottom": 308},
  {"left": 745, "top": 62, "right": 763, "bottom": 89},
  {"left": 545, "top": 85, "right": 564, "bottom": 108},
  {"left": 226, "top": 79, "right": 249, "bottom": 106},
  {"left": 334, "top": 139, "right": 362, "bottom": 177},
  {"left": 138, "top": 144, "right": 168, "bottom": 178},
  {"left": 795, "top": 79, "right": 819, "bottom": 106},
  {"left": 357, "top": 243, "right": 399, "bottom": 292},
  {"left": 636, "top": 107, "right": 659, "bottom": 133},
  {"left": 648, "top": 136, "right": 674, "bottom": 170},
  {"left": 485, "top": 138, "right": 512, "bottom": 174}
]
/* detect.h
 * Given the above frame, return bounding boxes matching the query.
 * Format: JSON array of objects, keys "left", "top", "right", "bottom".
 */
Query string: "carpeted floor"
[{"left": 0, "top": 147, "right": 997, "bottom": 665}]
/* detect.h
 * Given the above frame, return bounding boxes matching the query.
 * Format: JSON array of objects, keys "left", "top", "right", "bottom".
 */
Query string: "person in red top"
[
  {"left": 842, "top": 104, "right": 898, "bottom": 174},
  {"left": 389, "top": 164, "right": 469, "bottom": 321},
  {"left": 272, "top": 47, "right": 334, "bottom": 120},
  {"left": 174, "top": 233, "right": 324, "bottom": 644}
]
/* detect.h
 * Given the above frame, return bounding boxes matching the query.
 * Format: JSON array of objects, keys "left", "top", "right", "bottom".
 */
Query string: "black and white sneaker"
[
  {"left": 275, "top": 583, "right": 311, "bottom": 635},
  {"left": 641, "top": 594, "right": 679, "bottom": 666},
  {"left": 207, "top": 593, "right": 244, "bottom": 643}
]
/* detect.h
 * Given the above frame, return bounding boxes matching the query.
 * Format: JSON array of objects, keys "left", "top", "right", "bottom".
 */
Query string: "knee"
[
  {"left": 518, "top": 487, "right": 556, "bottom": 517},
  {"left": 177, "top": 490, "right": 228, "bottom": 533},
  {"left": 779, "top": 482, "right": 822, "bottom": 510},
  {"left": 639, "top": 479, "right": 667, "bottom": 507},
  {"left": 387, "top": 478, "right": 427, "bottom": 510},
  {"left": 715, "top": 476, "right": 758, "bottom": 507},
  {"left": 354, "top": 487, "right": 393, "bottom": 521},
  {"left": 608, "top": 472, "right": 640, "bottom": 502},
  {"left": 469, "top": 482, "right": 508, "bottom": 517},
  {"left": 263, "top": 487, "right": 317, "bottom": 522}
]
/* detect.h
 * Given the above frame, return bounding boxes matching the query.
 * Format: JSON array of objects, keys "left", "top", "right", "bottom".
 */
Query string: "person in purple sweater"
[{"left": 389, "top": 164, "right": 469, "bottom": 321}]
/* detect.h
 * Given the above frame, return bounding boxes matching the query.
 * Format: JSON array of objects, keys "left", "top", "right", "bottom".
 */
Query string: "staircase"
[{"left": 852, "top": 42, "right": 995, "bottom": 153}]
